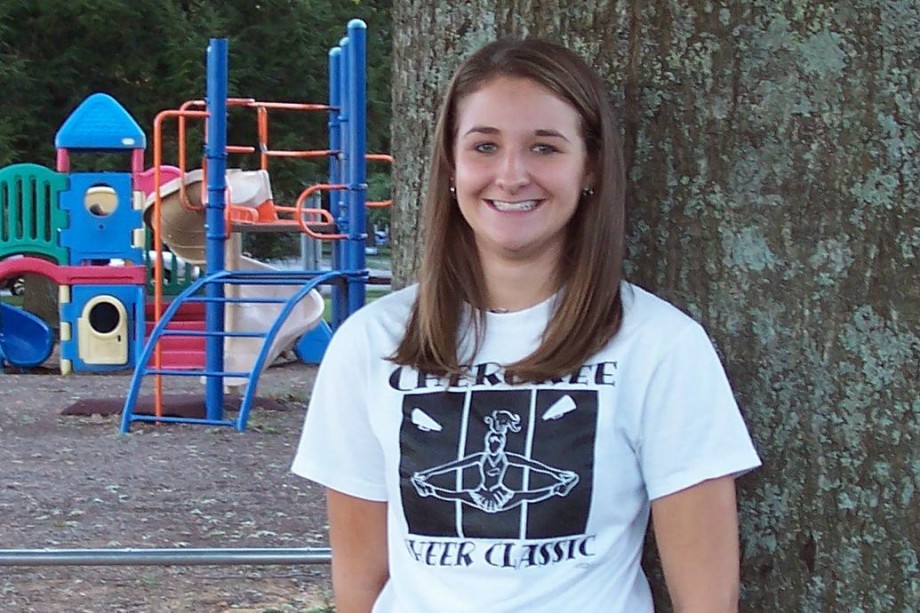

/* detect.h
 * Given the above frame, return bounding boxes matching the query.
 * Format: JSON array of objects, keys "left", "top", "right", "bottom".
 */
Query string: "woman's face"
[{"left": 452, "top": 76, "right": 590, "bottom": 270}]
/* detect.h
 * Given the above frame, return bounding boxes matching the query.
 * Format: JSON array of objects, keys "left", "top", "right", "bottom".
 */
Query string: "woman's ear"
[{"left": 582, "top": 168, "right": 595, "bottom": 193}]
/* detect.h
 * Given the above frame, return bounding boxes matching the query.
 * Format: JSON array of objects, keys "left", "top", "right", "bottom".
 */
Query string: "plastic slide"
[
  {"left": 145, "top": 169, "right": 325, "bottom": 388},
  {"left": 0, "top": 303, "right": 55, "bottom": 368}
]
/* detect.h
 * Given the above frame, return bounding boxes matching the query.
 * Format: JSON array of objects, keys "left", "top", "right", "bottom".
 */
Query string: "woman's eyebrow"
[
  {"left": 461, "top": 126, "right": 571, "bottom": 141},
  {"left": 534, "top": 128, "right": 570, "bottom": 141},
  {"left": 462, "top": 125, "right": 499, "bottom": 137}
]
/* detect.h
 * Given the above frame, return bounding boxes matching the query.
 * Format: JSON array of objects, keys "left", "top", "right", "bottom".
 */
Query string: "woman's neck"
[{"left": 479, "top": 251, "right": 561, "bottom": 313}]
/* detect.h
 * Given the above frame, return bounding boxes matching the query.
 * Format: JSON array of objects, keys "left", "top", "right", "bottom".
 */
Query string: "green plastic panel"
[{"left": 0, "top": 164, "right": 68, "bottom": 264}]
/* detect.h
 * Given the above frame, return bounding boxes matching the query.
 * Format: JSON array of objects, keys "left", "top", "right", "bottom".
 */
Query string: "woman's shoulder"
[
  {"left": 619, "top": 281, "right": 707, "bottom": 342},
  {"left": 358, "top": 283, "right": 417, "bottom": 318}
]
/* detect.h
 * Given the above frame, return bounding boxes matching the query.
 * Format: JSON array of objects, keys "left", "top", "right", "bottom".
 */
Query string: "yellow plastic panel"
[
  {"left": 133, "top": 228, "right": 145, "bottom": 250},
  {"left": 77, "top": 296, "right": 128, "bottom": 365}
]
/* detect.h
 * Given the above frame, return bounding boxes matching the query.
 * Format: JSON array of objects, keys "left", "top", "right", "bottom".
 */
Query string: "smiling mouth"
[{"left": 489, "top": 199, "right": 540, "bottom": 212}]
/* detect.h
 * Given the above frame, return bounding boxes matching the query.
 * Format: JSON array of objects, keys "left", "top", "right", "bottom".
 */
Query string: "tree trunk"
[
  {"left": 22, "top": 274, "right": 59, "bottom": 332},
  {"left": 391, "top": 1, "right": 919, "bottom": 610}
]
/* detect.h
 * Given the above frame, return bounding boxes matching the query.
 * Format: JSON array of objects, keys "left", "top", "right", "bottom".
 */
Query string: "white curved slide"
[{"left": 145, "top": 169, "right": 324, "bottom": 388}]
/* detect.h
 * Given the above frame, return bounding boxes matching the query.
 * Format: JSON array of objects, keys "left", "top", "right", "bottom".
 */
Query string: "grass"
[{"left": 322, "top": 287, "right": 390, "bottom": 321}]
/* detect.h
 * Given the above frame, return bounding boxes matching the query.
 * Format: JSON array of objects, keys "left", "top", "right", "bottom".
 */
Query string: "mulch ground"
[
  {"left": 0, "top": 358, "right": 333, "bottom": 613},
  {"left": 62, "top": 394, "right": 289, "bottom": 419}
]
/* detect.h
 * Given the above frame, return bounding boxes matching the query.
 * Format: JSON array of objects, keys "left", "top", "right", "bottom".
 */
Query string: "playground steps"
[
  {"left": 143, "top": 301, "right": 206, "bottom": 370},
  {"left": 122, "top": 269, "right": 342, "bottom": 432}
]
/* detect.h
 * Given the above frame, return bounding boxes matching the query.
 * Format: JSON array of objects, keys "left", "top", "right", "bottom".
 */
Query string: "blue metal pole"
[
  {"left": 328, "top": 47, "right": 342, "bottom": 190},
  {"left": 204, "top": 38, "right": 228, "bottom": 421},
  {"left": 328, "top": 45, "right": 346, "bottom": 329},
  {"left": 346, "top": 20, "right": 368, "bottom": 314},
  {"left": 133, "top": 286, "right": 145, "bottom": 369},
  {"left": 334, "top": 36, "right": 351, "bottom": 327}
]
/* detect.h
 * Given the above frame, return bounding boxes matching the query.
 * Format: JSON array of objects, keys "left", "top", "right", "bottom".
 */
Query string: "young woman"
[{"left": 292, "top": 38, "right": 760, "bottom": 613}]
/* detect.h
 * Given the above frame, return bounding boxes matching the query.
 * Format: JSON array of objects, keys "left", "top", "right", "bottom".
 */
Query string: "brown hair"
[{"left": 391, "top": 38, "right": 626, "bottom": 382}]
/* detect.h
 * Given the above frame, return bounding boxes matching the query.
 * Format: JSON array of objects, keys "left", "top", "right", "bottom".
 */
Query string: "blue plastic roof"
[{"left": 55, "top": 93, "right": 146, "bottom": 150}]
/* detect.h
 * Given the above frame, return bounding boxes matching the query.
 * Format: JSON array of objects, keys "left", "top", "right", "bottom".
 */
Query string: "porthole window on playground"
[
  {"left": 84, "top": 184, "right": 118, "bottom": 217},
  {"left": 88, "top": 299, "right": 122, "bottom": 334}
]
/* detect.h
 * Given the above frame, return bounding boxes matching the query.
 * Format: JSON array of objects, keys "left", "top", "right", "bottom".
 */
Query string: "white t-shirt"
[{"left": 292, "top": 283, "right": 761, "bottom": 613}]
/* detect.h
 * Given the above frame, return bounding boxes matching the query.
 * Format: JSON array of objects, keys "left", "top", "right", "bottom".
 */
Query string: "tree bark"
[
  {"left": 22, "top": 274, "right": 59, "bottom": 332},
  {"left": 391, "top": 1, "right": 920, "bottom": 610}
]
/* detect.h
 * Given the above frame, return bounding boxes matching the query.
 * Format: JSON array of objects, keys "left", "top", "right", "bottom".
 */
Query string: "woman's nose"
[{"left": 495, "top": 151, "right": 530, "bottom": 192}]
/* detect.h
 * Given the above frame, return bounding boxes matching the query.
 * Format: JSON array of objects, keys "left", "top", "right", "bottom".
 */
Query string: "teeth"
[{"left": 491, "top": 200, "right": 538, "bottom": 212}]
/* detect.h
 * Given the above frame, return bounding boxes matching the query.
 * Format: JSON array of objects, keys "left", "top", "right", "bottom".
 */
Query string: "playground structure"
[
  {"left": 121, "top": 21, "right": 381, "bottom": 431},
  {"left": 0, "top": 20, "right": 387, "bottom": 432},
  {"left": 0, "top": 99, "right": 148, "bottom": 374}
]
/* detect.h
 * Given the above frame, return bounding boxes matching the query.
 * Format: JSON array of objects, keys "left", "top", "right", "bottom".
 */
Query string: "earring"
[
  {"left": 449, "top": 185, "right": 457, "bottom": 196},
  {"left": 582, "top": 187, "right": 594, "bottom": 197}
]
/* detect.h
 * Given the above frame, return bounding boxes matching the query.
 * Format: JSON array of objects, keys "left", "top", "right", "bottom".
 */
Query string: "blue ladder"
[{"left": 120, "top": 269, "right": 348, "bottom": 432}]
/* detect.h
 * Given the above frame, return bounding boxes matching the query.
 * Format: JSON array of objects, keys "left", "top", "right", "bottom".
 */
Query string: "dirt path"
[{"left": 0, "top": 359, "right": 333, "bottom": 612}]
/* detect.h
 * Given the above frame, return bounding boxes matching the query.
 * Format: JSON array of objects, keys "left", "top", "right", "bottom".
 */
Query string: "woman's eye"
[
  {"left": 474, "top": 142, "right": 498, "bottom": 153},
  {"left": 533, "top": 143, "right": 559, "bottom": 155}
]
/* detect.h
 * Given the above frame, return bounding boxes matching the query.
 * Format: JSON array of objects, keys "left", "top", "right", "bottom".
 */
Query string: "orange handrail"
[
  {"left": 175, "top": 100, "right": 214, "bottom": 212},
  {"left": 286, "top": 183, "right": 348, "bottom": 240},
  {"left": 366, "top": 153, "right": 395, "bottom": 208},
  {"left": 254, "top": 101, "right": 336, "bottom": 169},
  {"left": 150, "top": 107, "right": 209, "bottom": 420},
  {"left": 261, "top": 149, "right": 336, "bottom": 159},
  {"left": 249, "top": 101, "right": 333, "bottom": 112},
  {"left": 224, "top": 203, "right": 259, "bottom": 236},
  {"left": 162, "top": 98, "right": 394, "bottom": 239},
  {"left": 257, "top": 106, "right": 269, "bottom": 169}
]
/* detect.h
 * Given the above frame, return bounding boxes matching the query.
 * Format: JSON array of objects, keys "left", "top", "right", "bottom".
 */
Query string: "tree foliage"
[{"left": 0, "top": 0, "right": 392, "bottom": 211}]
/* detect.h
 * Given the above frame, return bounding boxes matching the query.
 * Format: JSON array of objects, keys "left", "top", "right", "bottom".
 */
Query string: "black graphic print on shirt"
[{"left": 399, "top": 388, "right": 598, "bottom": 540}]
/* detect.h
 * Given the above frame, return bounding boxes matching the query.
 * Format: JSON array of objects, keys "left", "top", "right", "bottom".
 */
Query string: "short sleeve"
[
  {"left": 638, "top": 324, "right": 761, "bottom": 500},
  {"left": 291, "top": 320, "right": 388, "bottom": 502}
]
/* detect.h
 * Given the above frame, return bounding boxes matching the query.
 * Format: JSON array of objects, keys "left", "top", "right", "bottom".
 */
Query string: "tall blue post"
[
  {"left": 328, "top": 45, "right": 347, "bottom": 329},
  {"left": 345, "top": 19, "right": 368, "bottom": 314},
  {"left": 333, "top": 36, "right": 352, "bottom": 328},
  {"left": 205, "top": 38, "right": 228, "bottom": 421}
]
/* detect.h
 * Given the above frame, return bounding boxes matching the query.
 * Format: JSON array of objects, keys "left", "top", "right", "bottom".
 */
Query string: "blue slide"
[{"left": 0, "top": 303, "right": 54, "bottom": 368}]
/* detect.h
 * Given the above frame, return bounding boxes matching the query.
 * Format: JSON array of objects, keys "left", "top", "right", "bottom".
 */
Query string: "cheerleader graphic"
[{"left": 410, "top": 409, "right": 579, "bottom": 513}]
